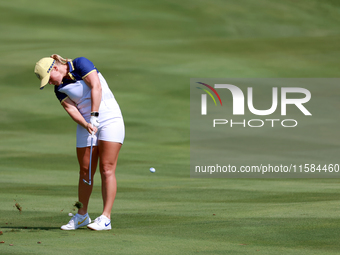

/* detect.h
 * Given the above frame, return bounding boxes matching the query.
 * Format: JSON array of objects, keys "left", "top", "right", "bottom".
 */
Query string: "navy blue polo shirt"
[{"left": 55, "top": 57, "right": 99, "bottom": 103}]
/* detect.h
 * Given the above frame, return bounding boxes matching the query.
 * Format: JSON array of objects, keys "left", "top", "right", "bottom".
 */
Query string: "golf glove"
[{"left": 90, "top": 116, "right": 100, "bottom": 128}]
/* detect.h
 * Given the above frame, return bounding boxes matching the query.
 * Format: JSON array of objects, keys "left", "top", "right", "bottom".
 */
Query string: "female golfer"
[{"left": 34, "top": 54, "right": 125, "bottom": 231}]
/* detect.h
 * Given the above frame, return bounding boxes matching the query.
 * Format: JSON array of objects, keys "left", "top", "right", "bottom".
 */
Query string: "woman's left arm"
[{"left": 83, "top": 72, "right": 102, "bottom": 113}]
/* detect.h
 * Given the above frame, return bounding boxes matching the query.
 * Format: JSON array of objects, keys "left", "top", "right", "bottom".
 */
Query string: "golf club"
[{"left": 83, "top": 129, "right": 94, "bottom": 186}]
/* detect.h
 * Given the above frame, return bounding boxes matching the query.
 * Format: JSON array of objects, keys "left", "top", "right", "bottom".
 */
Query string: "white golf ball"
[
  {"left": 149, "top": 167, "right": 156, "bottom": 173},
  {"left": 68, "top": 213, "right": 74, "bottom": 217}
]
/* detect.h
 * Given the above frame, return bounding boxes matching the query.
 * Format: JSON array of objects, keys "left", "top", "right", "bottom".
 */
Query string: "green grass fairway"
[{"left": 1, "top": 0, "right": 340, "bottom": 254}]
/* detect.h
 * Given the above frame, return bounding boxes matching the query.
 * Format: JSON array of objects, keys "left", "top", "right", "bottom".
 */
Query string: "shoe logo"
[
  {"left": 78, "top": 217, "right": 88, "bottom": 225},
  {"left": 105, "top": 222, "right": 111, "bottom": 227}
]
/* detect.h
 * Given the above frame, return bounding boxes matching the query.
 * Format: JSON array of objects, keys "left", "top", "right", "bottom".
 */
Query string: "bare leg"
[
  {"left": 76, "top": 146, "right": 98, "bottom": 215},
  {"left": 98, "top": 141, "right": 122, "bottom": 219}
]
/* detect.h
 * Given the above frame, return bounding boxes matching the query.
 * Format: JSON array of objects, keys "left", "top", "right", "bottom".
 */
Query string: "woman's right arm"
[{"left": 61, "top": 98, "right": 97, "bottom": 134}]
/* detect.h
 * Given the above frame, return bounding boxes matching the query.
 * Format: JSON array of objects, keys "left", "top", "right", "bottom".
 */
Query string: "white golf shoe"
[
  {"left": 61, "top": 213, "right": 91, "bottom": 230},
  {"left": 87, "top": 215, "right": 111, "bottom": 231}
]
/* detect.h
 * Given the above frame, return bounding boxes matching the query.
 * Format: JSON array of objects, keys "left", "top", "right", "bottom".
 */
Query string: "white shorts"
[{"left": 76, "top": 117, "right": 125, "bottom": 148}]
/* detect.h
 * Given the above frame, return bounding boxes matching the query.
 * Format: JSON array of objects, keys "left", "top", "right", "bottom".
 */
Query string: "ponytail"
[{"left": 50, "top": 54, "right": 72, "bottom": 65}]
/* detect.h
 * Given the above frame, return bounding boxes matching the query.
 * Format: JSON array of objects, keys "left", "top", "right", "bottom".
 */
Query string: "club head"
[{"left": 83, "top": 179, "right": 91, "bottom": 185}]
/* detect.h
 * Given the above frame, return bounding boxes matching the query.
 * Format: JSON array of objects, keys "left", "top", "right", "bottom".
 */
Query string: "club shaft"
[
  {"left": 88, "top": 135, "right": 93, "bottom": 184},
  {"left": 83, "top": 134, "right": 94, "bottom": 185}
]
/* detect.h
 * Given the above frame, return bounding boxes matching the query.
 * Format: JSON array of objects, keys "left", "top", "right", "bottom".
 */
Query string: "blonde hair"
[{"left": 50, "top": 54, "right": 72, "bottom": 65}]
